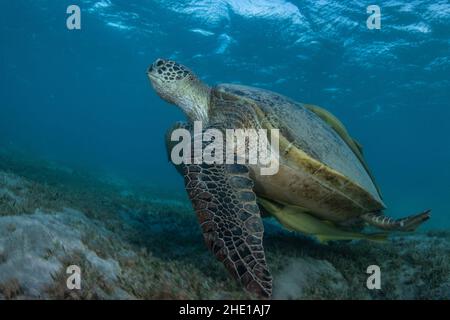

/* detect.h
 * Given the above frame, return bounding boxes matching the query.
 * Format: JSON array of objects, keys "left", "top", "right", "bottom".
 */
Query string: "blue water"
[{"left": 1, "top": 0, "right": 449, "bottom": 229}]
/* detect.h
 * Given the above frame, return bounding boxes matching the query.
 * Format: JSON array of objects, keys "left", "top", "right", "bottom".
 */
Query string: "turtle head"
[{"left": 147, "top": 58, "right": 210, "bottom": 122}]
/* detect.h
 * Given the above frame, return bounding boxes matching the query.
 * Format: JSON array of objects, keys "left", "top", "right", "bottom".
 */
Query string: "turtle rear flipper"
[
  {"left": 362, "top": 210, "right": 431, "bottom": 232},
  {"left": 181, "top": 132, "right": 272, "bottom": 298}
]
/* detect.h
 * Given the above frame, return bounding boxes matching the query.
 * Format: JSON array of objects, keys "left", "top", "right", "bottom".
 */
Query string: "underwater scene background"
[{"left": 0, "top": 0, "right": 449, "bottom": 299}]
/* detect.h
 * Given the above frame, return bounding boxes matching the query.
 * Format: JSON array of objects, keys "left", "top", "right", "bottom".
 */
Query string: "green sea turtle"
[{"left": 146, "top": 58, "right": 430, "bottom": 298}]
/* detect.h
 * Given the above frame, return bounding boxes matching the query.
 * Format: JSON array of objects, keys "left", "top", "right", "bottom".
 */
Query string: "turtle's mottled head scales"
[{"left": 147, "top": 59, "right": 210, "bottom": 122}]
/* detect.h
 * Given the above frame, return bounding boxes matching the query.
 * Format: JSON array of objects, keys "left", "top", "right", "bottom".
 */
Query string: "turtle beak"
[
  {"left": 147, "top": 59, "right": 163, "bottom": 80},
  {"left": 147, "top": 64, "right": 158, "bottom": 81},
  {"left": 147, "top": 63, "right": 156, "bottom": 76}
]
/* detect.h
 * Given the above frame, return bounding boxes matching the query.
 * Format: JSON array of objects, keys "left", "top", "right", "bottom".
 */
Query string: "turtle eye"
[{"left": 156, "top": 59, "right": 164, "bottom": 67}]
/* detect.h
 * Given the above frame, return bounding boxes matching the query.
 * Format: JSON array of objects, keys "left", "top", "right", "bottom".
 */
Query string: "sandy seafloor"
[{"left": 0, "top": 150, "right": 448, "bottom": 300}]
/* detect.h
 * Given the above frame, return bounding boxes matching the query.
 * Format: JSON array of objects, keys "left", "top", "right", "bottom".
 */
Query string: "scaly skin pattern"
[
  {"left": 362, "top": 210, "right": 431, "bottom": 231},
  {"left": 182, "top": 127, "right": 273, "bottom": 298}
]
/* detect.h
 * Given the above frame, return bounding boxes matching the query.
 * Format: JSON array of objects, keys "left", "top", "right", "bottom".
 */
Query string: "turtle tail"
[{"left": 362, "top": 210, "right": 431, "bottom": 232}]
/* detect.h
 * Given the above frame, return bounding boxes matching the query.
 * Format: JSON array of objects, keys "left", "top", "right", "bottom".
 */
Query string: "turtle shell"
[{"left": 215, "top": 83, "right": 385, "bottom": 220}]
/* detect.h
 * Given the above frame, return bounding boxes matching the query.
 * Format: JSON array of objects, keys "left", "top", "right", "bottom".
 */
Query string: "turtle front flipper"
[
  {"left": 182, "top": 160, "right": 272, "bottom": 298},
  {"left": 362, "top": 210, "right": 431, "bottom": 232}
]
